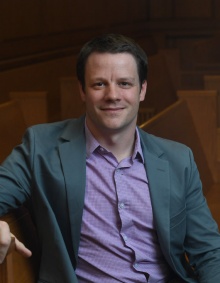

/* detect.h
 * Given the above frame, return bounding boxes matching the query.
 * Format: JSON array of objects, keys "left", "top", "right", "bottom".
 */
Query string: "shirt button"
[
  {"left": 123, "top": 234, "right": 128, "bottom": 242},
  {"left": 133, "top": 263, "right": 139, "bottom": 269},
  {"left": 119, "top": 202, "right": 125, "bottom": 209}
]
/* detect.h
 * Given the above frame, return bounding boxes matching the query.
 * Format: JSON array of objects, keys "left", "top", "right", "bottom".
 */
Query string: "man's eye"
[
  {"left": 93, "top": 82, "right": 104, "bottom": 88},
  {"left": 119, "top": 82, "right": 131, "bottom": 87}
]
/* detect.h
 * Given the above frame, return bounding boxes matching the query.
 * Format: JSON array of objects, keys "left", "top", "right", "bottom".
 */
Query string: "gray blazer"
[{"left": 0, "top": 116, "right": 220, "bottom": 283}]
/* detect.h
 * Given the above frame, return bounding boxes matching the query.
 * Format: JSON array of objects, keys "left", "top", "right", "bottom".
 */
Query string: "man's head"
[{"left": 76, "top": 33, "right": 148, "bottom": 92}]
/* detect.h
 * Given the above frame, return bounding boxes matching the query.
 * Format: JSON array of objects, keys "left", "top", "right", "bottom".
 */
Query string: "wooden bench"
[
  {"left": 9, "top": 91, "right": 48, "bottom": 127},
  {"left": 0, "top": 100, "right": 27, "bottom": 163}
]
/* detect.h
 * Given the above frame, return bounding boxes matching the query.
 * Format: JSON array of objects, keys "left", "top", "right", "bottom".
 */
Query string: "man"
[{"left": 0, "top": 34, "right": 220, "bottom": 283}]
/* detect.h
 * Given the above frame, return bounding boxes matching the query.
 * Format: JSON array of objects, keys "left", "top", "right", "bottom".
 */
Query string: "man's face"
[{"left": 79, "top": 52, "right": 147, "bottom": 137}]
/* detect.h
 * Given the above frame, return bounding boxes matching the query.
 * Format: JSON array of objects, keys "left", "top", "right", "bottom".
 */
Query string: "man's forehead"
[{"left": 85, "top": 52, "right": 137, "bottom": 68}]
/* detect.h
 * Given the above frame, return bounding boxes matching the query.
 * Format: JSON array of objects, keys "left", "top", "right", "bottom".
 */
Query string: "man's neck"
[
  {"left": 101, "top": 135, "right": 136, "bottom": 162},
  {"left": 86, "top": 125, "right": 136, "bottom": 163}
]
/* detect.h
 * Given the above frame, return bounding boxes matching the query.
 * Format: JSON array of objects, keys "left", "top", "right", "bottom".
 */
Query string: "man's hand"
[{"left": 0, "top": 220, "right": 32, "bottom": 264}]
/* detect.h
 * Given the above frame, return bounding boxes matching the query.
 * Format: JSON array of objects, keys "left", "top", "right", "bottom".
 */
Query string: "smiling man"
[
  {"left": 0, "top": 34, "right": 220, "bottom": 283},
  {"left": 80, "top": 51, "right": 146, "bottom": 161}
]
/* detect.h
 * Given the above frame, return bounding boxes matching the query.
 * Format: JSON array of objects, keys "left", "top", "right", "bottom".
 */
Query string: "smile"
[{"left": 101, "top": 107, "right": 124, "bottom": 111}]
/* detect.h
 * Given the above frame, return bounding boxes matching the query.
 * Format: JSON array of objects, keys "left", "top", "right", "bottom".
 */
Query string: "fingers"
[
  {"left": 0, "top": 221, "right": 12, "bottom": 263},
  {"left": 6, "top": 233, "right": 16, "bottom": 255},
  {"left": 14, "top": 235, "right": 32, "bottom": 258},
  {"left": 0, "top": 221, "right": 32, "bottom": 264}
]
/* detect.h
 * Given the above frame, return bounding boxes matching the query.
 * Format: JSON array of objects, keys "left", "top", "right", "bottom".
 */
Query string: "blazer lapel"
[
  {"left": 58, "top": 118, "right": 87, "bottom": 262},
  {"left": 140, "top": 131, "right": 171, "bottom": 257},
  {"left": 145, "top": 152, "right": 171, "bottom": 256}
]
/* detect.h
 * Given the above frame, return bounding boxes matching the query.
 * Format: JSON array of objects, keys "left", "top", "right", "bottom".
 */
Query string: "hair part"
[{"left": 76, "top": 33, "right": 148, "bottom": 91}]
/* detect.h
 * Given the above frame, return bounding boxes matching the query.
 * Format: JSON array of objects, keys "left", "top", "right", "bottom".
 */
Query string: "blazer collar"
[
  {"left": 58, "top": 116, "right": 87, "bottom": 262},
  {"left": 139, "top": 128, "right": 171, "bottom": 256}
]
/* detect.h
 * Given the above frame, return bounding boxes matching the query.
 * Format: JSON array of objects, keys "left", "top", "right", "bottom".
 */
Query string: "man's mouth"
[{"left": 101, "top": 107, "right": 124, "bottom": 111}]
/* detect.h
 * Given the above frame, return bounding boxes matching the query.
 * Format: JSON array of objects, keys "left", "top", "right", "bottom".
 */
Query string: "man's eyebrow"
[
  {"left": 89, "top": 77, "right": 106, "bottom": 81},
  {"left": 118, "top": 77, "right": 136, "bottom": 81}
]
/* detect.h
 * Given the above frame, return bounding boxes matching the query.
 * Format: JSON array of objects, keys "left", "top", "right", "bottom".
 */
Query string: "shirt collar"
[{"left": 85, "top": 123, "right": 144, "bottom": 163}]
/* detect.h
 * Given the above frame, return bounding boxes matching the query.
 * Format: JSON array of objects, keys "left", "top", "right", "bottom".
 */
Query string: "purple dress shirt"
[{"left": 75, "top": 125, "right": 171, "bottom": 282}]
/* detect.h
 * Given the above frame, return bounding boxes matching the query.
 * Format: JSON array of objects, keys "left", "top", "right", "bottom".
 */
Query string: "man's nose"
[{"left": 105, "top": 84, "right": 120, "bottom": 100}]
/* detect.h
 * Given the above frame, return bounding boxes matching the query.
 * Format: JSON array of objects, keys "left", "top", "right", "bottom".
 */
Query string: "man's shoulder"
[
  {"left": 30, "top": 116, "right": 84, "bottom": 136},
  {"left": 23, "top": 116, "right": 85, "bottom": 146}
]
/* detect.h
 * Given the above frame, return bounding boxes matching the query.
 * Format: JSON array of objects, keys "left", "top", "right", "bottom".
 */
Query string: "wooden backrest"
[
  {"left": 0, "top": 100, "right": 27, "bottom": 163},
  {"left": 140, "top": 99, "right": 214, "bottom": 193},
  {"left": 9, "top": 91, "right": 48, "bottom": 126},
  {"left": 60, "top": 76, "right": 85, "bottom": 120}
]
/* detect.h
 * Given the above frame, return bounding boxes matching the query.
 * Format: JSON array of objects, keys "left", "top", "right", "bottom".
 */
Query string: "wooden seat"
[{"left": 0, "top": 100, "right": 27, "bottom": 163}]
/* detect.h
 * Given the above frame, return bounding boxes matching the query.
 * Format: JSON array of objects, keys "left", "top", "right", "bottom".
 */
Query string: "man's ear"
[
  {"left": 139, "top": 80, "right": 147, "bottom": 102},
  {"left": 78, "top": 81, "right": 86, "bottom": 102}
]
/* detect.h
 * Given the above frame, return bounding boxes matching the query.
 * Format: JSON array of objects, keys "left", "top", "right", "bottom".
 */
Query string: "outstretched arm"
[{"left": 0, "top": 220, "right": 32, "bottom": 264}]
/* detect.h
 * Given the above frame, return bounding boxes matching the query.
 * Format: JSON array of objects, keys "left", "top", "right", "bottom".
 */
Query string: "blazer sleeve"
[
  {"left": 184, "top": 149, "right": 220, "bottom": 282},
  {"left": 0, "top": 128, "right": 34, "bottom": 215}
]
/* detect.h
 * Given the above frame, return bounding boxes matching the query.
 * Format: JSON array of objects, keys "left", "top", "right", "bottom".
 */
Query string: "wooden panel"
[
  {"left": 0, "top": 100, "right": 27, "bottom": 163},
  {"left": 204, "top": 75, "right": 220, "bottom": 126},
  {"left": 0, "top": 0, "right": 42, "bottom": 39},
  {"left": 9, "top": 91, "right": 48, "bottom": 127},
  {"left": 0, "top": 55, "right": 77, "bottom": 121},
  {"left": 127, "top": 0, "right": 149, "bottom": 22},
  {"left": 167, "top": 35, "right": 220, "bottom": 89},
  {"left": 143, "top": 50, "right": 177, "bottom": 113},
  {"left": 193, "top": 36, "right": 220, "bottom": 68},
  {"left": 140, "top": 100, "right": 214, "bottom": 192},
  {"left": 150, "top": 0, "right": 173, "bottom": 18},
  {"left": 178, "top": 90, "right": 218, "bottom": 182},
  {"left": 136, "top": 36, "right": 158, "bottom": 56},
  {"left": 42, "top": 0, "right": 72, "bottom": 33},
  {"left": 137, "top": 107, "right": 155, "bottom": 126},
  {"left": 60, "top": 76, "right": 85, "bottom": 120},
  {"left": 160, "top": 49, "right": 181, "bottom": 91},
  {"left": 175, "top": 0, "right": 212, "bottom": 18},
  {"left": 214, "top": 0, "right": 220, "bottom": 18},
  {"left": 0, "top": 0, "right": 219, "bottom": 75}
]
